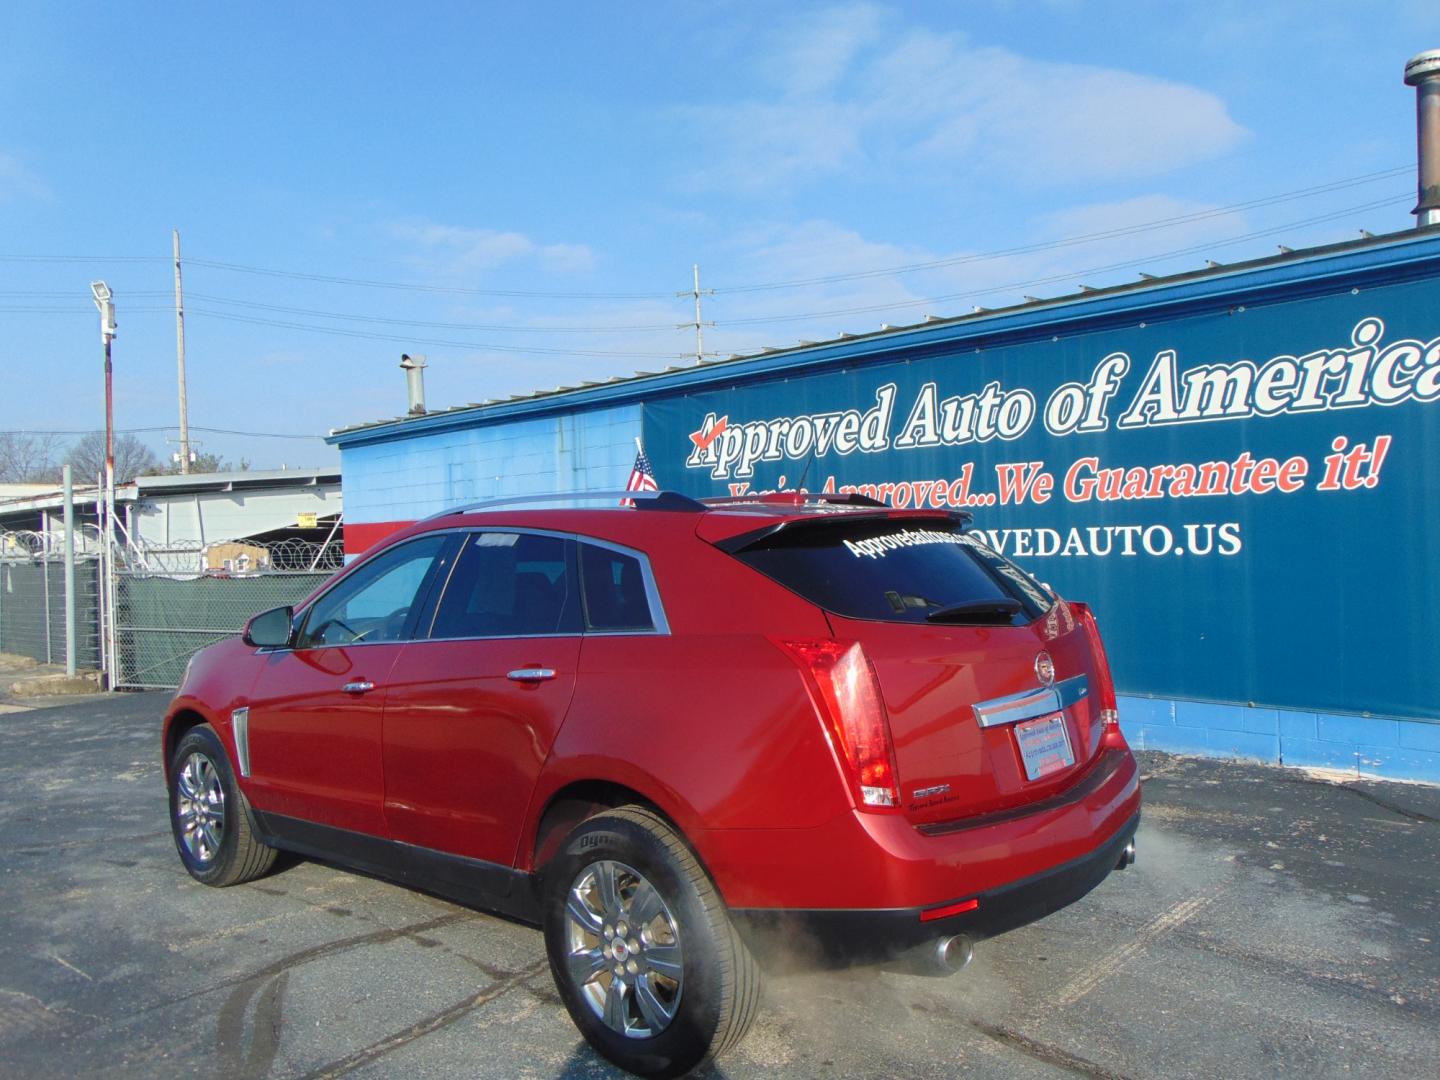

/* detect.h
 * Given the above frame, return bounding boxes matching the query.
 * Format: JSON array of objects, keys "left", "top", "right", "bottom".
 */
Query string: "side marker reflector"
[{"left": 919, "top": 897, "right": 980, "bottom": 923}]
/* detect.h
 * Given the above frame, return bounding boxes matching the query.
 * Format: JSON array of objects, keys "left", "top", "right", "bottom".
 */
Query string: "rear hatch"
[{"left": 719, "top": 511, "right": 1107, "bottom": 826}]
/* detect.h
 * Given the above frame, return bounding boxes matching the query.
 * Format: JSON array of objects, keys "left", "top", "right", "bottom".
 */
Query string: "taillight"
[
  {"left": 1070, "top": 602, "right": 1120, "bottom": 732},
  {"left": 775, "top": 639, "right": 900, "bottom": 810}
]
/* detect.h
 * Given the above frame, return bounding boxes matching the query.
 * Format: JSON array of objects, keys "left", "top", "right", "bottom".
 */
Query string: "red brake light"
[
  {"left": 1070, "top": 601, "right": 1119, "bottom": 731},
  {"left": 776, "top": 639, "right": 900, "bottom": 810}
]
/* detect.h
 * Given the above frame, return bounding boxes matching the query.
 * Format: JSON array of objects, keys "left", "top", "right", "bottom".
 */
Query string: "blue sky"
[{"left": 2, "top": 1, "right": 1437, "bottom": 470}]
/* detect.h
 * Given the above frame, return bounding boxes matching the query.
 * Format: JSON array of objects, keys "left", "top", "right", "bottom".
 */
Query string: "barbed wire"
[
  {"left": 0, "top": 530, "right": 344, "bottom": 575},
  {"left": 117, "top": 536, "right": 345, "bottom": 576},
  {"left": 0, "top": 527, "right": 104, "bottom": 559}
]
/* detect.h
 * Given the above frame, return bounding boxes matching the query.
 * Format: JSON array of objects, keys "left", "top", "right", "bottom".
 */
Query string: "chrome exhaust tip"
[
  {"left": 888, "top": 932, "right": 976, "bottom": 977},
  {"left": 1116, "top": 839, "right": 1136, "bottom": 870},
  {"left": 934, "top": 933, "right": 975, "bottom": 973}
]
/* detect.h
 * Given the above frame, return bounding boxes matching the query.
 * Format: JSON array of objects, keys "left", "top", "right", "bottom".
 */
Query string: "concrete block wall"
[{"left": 1123, "top": 695, "right": 1440, "bottom": 784}]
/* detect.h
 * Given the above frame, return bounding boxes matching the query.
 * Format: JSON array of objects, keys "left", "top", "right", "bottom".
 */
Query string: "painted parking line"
[{"left": 1052, "top": 894, "right": 1218, "bottom": 1008}]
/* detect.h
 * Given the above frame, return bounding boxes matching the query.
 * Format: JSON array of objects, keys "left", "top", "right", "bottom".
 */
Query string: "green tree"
[{"left": 155, "top": 451, "right": 250, "bottom": 475}]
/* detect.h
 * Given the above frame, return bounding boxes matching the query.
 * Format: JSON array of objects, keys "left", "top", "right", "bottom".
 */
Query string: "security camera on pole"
[
  {"left": 91, "top": 281, "right": 117, "bottom": 684},
  {"left": 90, "top": 281, "right": 117, "bottom": 524}
]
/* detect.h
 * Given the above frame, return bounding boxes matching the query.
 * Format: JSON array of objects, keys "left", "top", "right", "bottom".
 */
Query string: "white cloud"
[
  {"left": 701, "top": 195, "right": 1252, "bottom": 356},
  {"left": 677, "top": 6, "right": 1247, "bottom": 190},
  {"left": 390, "top": 221, "right": 596, "bottom": 275},
  {"left": 0, "top": 151, "right": 52, "bottom": 203},
  {"left": 358, "top": 194, "right": 1256, "bottom": 409},
  {"left": 1034, "top": 194, "right": 1246, "bottom": 248},
  {"left": 771, "top": 2, "right": 890, "bottom": 97}
]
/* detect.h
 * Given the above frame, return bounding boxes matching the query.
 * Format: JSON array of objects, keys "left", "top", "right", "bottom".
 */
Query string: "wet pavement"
[{"left": 0, "top": 690, "right": 1436, "bottom": 1078}]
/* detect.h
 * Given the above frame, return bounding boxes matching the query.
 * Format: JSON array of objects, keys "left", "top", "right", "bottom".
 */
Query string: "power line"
[
  {"left": 0, "top": 305, "right": 173, "bottom": 314},
  {"left": 714, "top": 194, "right": 1413, "bottom": 327},
  {"left": 0, "top": 166, "right": 1412, "bottom": 301},
  {"left": 16, "top": 193, "right": 1401, "bottom": 346},
  {"left": 186, "top": 308, "right": 682, "bottom": 358},
  {"left": 0, "top": 425, "right": 324, "bottom": 441},
  {"left": 188, "top": 425, "right": 325, "bottom": 441},
  {"left": 710, "top": 167, "right": 1415, "bottom": 294},
  {"left": 184, "top": 292, "right": 679, "bottom": 333},
  {"left": 0, "top": 289, "right": 171, "bottom": 298},
  {"left": 0, "top": 255, "right": 167, "bottom": 264},
  {"left": 185, "top": 258, "right": 676, "bottom": 300}
]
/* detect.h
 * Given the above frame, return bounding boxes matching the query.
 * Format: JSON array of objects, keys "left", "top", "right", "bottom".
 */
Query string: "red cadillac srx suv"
[{"left": 163, "top": 491, "right": 1140, "bottom": 1077}]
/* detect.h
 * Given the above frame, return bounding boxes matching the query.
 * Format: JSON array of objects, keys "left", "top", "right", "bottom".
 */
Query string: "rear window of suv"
[{"left": 727, "top": 516, "right": 1053, "bottom": 624}]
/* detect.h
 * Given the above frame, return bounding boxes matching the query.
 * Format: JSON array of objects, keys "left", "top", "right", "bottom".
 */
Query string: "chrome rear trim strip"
[{"left": 972, "top": 674, "right": 1089, "bottom": 728}]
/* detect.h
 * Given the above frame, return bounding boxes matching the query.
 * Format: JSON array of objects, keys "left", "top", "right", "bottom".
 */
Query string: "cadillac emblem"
[{"left": 1035, "top": 651, "right": 1056, "bottom": 687}]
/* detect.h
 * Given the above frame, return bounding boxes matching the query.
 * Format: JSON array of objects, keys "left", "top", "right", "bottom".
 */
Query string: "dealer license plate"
[{"left": 1014, "top": 712, "right": 1075, "bottom": 781}]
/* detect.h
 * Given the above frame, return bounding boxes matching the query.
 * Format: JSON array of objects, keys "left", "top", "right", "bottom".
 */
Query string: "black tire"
[
  {"left": 542, "top": 806, "right": 761, "bottom": 1078},
  {"left": 168, "top": 724, "right": 276, "bottom": 887}
]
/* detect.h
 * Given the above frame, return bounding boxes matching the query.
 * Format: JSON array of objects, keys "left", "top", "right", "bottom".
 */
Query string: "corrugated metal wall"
[{"left": 340, "top": 404, "right": 642, "bottom": 530}]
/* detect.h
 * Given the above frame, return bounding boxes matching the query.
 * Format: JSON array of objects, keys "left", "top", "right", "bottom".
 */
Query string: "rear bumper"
[
  {"left": 730, "top": 809, "right": 1138, "bottom": 961},
  {"left": 698, "top": 744, "right": 1141, "bottom": 958}
]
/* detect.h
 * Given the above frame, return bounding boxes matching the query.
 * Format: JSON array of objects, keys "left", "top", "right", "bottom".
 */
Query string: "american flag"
[{"left": 624, "top": 441, "right": 659, "bottom": 502}]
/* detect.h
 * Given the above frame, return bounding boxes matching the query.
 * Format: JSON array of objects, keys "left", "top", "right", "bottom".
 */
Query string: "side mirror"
[{"left": 243, "top": 605, "right": 295, "bottom": 648}]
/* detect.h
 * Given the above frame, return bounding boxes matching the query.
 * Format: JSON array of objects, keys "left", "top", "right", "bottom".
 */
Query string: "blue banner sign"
[{"left": 644, "top": 278, "right": 1440, "bottom": 722}]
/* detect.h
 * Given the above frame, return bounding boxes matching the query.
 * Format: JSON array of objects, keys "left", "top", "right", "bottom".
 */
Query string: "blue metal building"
[{"left": 329, "top": 227, "right": 1440, "bottom": 784}]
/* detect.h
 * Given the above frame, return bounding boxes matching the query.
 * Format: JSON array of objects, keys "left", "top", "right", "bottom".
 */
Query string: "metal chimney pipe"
[
  {"left": 400, "top": 353, "right": 428, "bottom": 415},
  {"left": 1405, "top": 50, "right": 1440, "bottom": 228}
]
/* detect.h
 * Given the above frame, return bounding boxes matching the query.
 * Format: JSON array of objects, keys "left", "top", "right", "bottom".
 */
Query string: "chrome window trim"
[
  {"left": 275, "top": 524, "right": 671, "bottom": 649},
  {"left": 972, "top": 674, "right": 1089, "bottom": 729},
  {"left": 574, "top": 535, "right": 671, "bottom": 636},
  {"left": 417, "top": 526, "right": 671, "bottom": 642},
  {"left": 424, "top": 631, "right": 584, "bottom": 644},
  {"left": 423, "top": 525, "right": 585, "bottom": 641}
]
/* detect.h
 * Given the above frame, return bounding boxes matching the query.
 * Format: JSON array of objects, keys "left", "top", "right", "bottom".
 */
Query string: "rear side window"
[
  {"left": 579, "top": 543, "right": 657, "bottom": 632},
  {"left": 728, "top": 517, "right": 1052, "bottom": 624},
  {"left": 428, "top": 531, "right": 581, "bottom": 638}
]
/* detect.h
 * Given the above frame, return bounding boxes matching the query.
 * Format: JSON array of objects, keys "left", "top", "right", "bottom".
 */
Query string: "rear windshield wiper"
[{"left": 925, "top": 598, "right": 1023, "bottom": 624}]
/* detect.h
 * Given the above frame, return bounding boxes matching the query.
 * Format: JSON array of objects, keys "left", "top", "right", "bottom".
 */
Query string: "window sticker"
[
  {"left": 475, "top": 532, "right": 520, "bottom": 548},
  {"left": 842, "top": 528, "right": 974, "bottom": 560}
]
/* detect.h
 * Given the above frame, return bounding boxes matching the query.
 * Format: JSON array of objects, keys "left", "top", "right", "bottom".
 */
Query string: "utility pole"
[
  {"left": 62, "top": 464, "right": 75, "bottom": 677},
  {"left": 90, "top": 281, "right": 117, "bottom": 688},
  {"left": 173, "top": 229, "right": 193, "bottom": 473},
  {"left": 91, "top": 281, "right": 116, "bottom": 514},
  {"left": 677, "top": 263, "right": 715, "bottom": 366}
]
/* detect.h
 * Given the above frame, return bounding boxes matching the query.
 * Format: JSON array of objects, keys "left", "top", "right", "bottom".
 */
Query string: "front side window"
[
  {"left": 579, "top": 543, "right": 656, "bottom": 632},
  {"left": 296, "top": 534, "right": 449, "bottom": 648},
  {"left": 428, "top": 531, "right": 581, "bottom": 638}
]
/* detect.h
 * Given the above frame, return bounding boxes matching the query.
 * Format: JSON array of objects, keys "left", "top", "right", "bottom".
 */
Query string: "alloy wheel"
[
  {"left": 563, "top": 859, "right": 683, "bottom": 1038},
  {"left": 175, "top": 751, "right": 226, "bottom": 865}
]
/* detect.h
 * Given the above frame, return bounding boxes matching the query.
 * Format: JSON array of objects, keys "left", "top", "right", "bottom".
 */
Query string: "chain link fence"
[
  {"left": 112, "top": 537, "right": 342, "bottom": 690},
  {"left": 0, "top": 541, "right": 102, "bottom": 670}
]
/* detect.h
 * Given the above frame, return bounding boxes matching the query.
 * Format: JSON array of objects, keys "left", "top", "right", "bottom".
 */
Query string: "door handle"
[
  {"left": 342, "top": 680, "right": 376, "bottom": 694},
  {"left": 507, "top": 668, "right": 556, "bottom": 682}
]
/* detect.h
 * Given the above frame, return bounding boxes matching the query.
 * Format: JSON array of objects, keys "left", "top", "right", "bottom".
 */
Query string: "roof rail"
[
  {"left": 700, "top": 492, "right": 888, "bottom": 508},
  {"left": 420, "top": 489, "right": 706, "bottom": 521}
]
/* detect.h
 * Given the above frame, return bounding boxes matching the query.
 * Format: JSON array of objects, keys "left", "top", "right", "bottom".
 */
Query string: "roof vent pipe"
[
  {"left": 1405, "top": 50, "right": 1440, "bottom": 228},
  {"left": 400, "top": 353, "right": 427, "bottom": 416}
]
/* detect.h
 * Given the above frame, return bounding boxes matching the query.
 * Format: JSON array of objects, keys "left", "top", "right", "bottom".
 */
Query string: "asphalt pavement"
[{"left": 0, "top": 689, "right": 1436, "bottom": 1079}]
